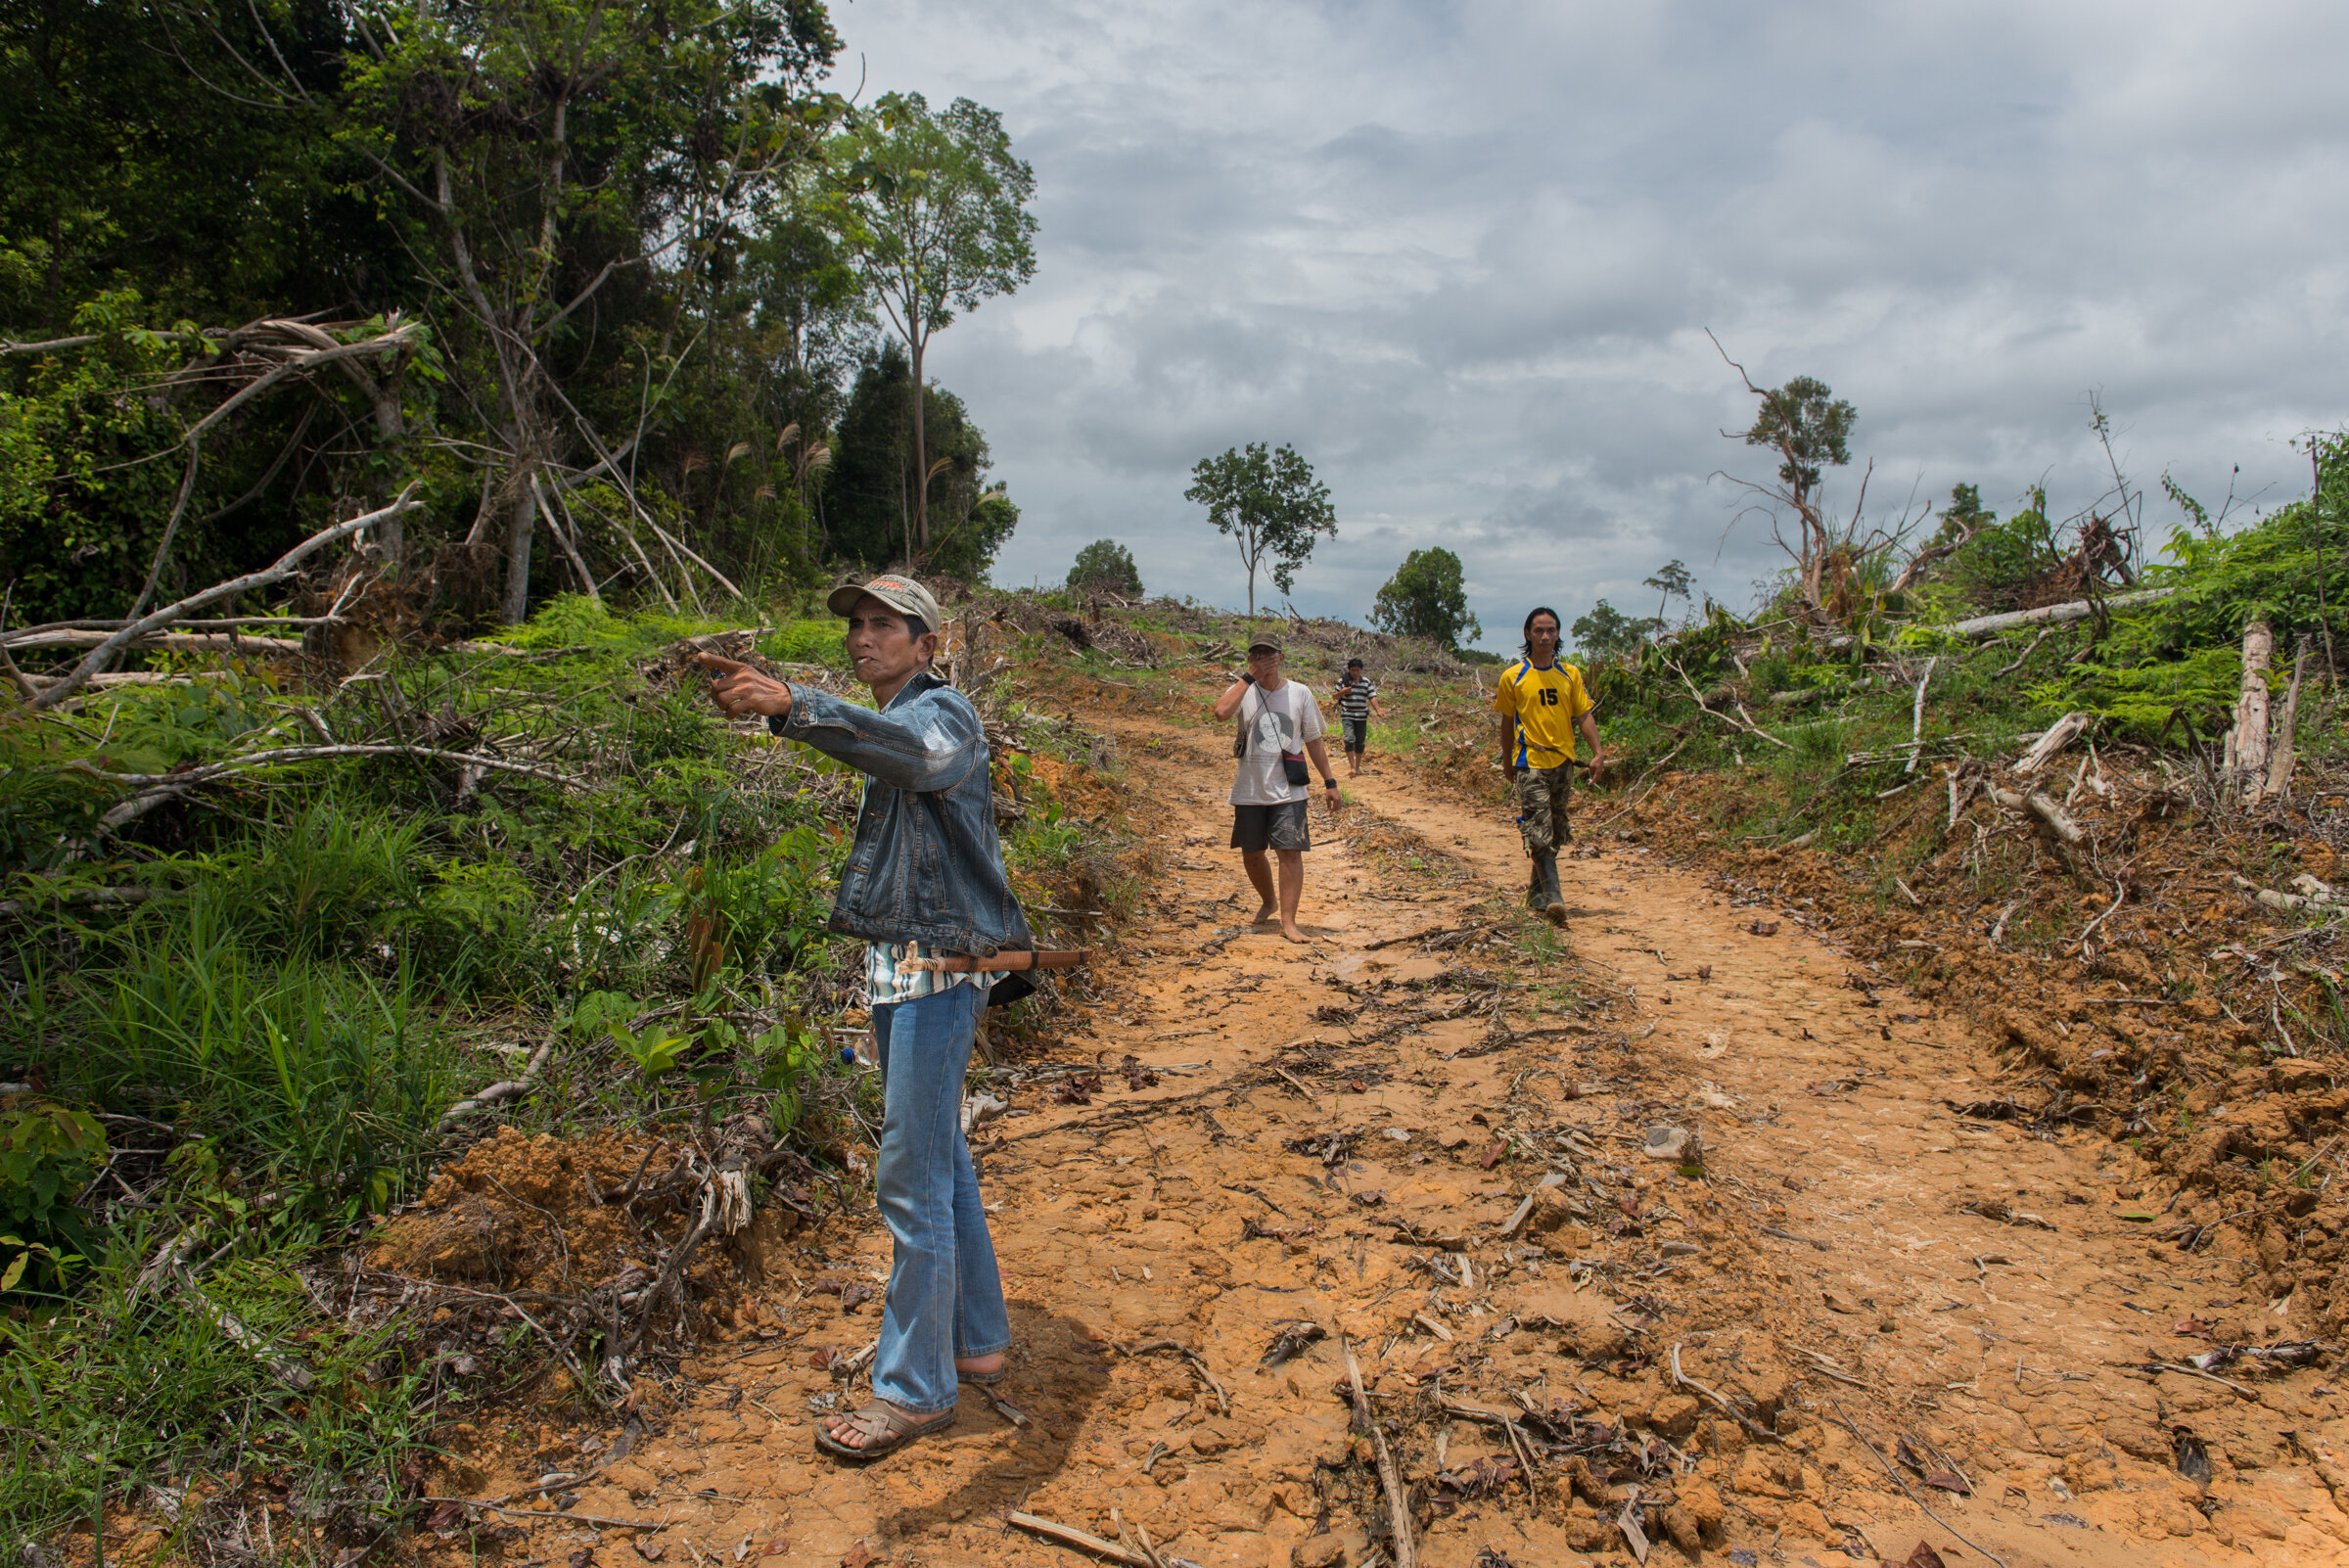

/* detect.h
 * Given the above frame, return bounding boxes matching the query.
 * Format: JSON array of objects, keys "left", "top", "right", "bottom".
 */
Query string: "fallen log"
[
  {"left": 32, "top": 485, "right": 421, "bottom": 710},
  {"left": 1940, "top": 587, "right": 2173, "bottom": 639},
  {"left": 2013, "top": 712, "right": 2092, "bottom": 776},
  {"left": 438, "top": 1038, "right": 556, "bottom": 1132},
  {"left": 2, "top": 629, "right": 305, "bottom": 654},
  {"left": 1985, "top": 783, "right": 2085, "bottom": 847}
]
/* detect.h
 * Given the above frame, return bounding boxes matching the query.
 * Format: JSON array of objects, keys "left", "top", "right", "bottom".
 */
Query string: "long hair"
[{"left": 1520, "top": 606, "right": 1562, "bottom": 658}]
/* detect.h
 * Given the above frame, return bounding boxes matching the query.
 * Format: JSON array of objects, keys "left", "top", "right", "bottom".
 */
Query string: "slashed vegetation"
[
  {"left": 0, "top": 579, "right": 1141, "bottom": 1560},
  {"left": 1382, "top": 432, "right": 2349, "bottom": 1346}
]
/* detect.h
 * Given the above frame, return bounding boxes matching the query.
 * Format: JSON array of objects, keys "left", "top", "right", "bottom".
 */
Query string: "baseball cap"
[
  {"left": 1246, "top": 635, "right": 1282, "bottom": 655},
  {"left": 826, "top": 574, "right": 944, "bottom": 632}
]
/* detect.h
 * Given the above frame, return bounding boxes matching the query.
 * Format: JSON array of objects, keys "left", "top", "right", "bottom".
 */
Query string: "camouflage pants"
[{"left": 1514, "top": 762, "right": 1573, "bottom": 855}]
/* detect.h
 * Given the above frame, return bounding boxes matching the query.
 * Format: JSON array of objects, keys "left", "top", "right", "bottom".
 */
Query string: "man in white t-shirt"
[{"left": 1211, "top": 635, "right": 1343, "bottom": 943}]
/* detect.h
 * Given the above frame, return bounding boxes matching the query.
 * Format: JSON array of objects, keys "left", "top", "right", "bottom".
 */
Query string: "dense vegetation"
[
  {"left": 1562, "top": 437, "right": 2348, "bottom": 813},
  {"left": 0, "top": 595, "right": 1136, "bottom": 1551},
  {"left": 1, "top": 0, "right": 1034, "bottom": 636}
]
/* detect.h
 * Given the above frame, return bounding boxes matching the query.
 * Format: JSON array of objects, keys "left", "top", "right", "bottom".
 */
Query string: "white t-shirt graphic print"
[{"left": 1228, "top": 680, "right": 1324, "bottom": 806}]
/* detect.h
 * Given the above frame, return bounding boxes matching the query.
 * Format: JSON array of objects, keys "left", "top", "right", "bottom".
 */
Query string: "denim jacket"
[{"left": 767, "top": 670, "right": 1035, "bottom": 959}]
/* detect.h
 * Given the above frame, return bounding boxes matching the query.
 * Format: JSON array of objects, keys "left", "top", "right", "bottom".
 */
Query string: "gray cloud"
[{"left": 833, "top": 0, "right": 2349, "bottom": 644}]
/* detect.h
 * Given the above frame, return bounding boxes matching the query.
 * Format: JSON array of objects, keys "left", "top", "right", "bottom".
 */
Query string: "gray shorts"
[
  {"left": 1231, "top": 800, "right": 1312, "bottom": 853},
  {"left": 1342, "top": 717, "right": 1368, "bottom": 753}
]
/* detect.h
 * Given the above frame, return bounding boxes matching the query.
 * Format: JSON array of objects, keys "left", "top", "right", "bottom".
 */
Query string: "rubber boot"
[{"left": 1535, "top": 851, "right": 1568, "bottom": 927}]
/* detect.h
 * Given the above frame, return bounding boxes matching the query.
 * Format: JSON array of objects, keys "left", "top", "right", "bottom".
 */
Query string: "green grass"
[{"left": 0, "top": 594, "right": 898, "bottom": 1550}]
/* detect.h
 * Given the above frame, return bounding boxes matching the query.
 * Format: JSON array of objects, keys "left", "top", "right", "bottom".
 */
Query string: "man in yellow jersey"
[{"left": 1493, "top": 606, "right": 1606, "bottom": 926}]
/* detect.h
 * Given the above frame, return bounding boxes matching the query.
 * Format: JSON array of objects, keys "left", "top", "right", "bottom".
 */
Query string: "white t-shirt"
[{"left": 1228, "top": 679, "right": 1325, "bottom": 806}]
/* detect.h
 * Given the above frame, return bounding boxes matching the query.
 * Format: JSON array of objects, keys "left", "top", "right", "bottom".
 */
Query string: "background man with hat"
[
  {"left": 1212, "top": 634, "right": 1342, "bottom": 943},
  {"left": 696, "top": 576, "right": 1024, "bottom": 1458}
]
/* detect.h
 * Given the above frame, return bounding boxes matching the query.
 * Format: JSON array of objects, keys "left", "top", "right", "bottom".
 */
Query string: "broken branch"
[
  {"left": 33, "top": 485, "right": 421, "bottom": 710},
  {"left": 1341, "top": 1332, "right": 1417, "bottom": 1568}
]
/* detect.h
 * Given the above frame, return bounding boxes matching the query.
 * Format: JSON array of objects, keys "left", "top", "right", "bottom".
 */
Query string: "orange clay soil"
[{"left": 414, "top": 691, "right": 2349, "bottom": 1568}]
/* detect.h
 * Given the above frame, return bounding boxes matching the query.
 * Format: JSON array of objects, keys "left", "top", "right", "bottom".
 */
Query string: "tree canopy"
[
  {"left": 1570, "top": 600, "right": 1646, "bottom": 662},
  {"left": 1370, "top": 547, "right": 1479, "bottom": 650},
  {"left": 0, "top": 0, "right": 1031, "bottom": 634},
  {"left": 1184, "top": 442, "right": 1336, "bottom": 621},
  {"left": 820, "top": 341, "right": 1015, "bottom": 580},
  {"left": 1743, "top": 375, "right": 1854, "bottom": 509}
]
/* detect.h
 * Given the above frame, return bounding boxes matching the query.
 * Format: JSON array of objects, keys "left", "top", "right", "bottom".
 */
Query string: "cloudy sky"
[{"left": 834, "top": 0, "right": 2349, "bottom": 652}]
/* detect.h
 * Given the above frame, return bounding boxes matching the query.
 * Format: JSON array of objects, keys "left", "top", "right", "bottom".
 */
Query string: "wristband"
[{"left": 1322, "top": 779, "right": 1338, "bottom": 790}]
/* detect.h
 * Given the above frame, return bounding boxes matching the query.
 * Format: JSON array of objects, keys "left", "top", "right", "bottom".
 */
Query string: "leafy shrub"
[
  {"left": 690, "top": 824, "right": 837, "bottom": 978},
  {"left": 0, "top": 1104, "right": 105, "bottom": 1292}
]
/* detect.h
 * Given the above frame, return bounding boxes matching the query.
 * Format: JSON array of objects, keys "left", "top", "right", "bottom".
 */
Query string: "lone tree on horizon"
[
  {"left": 1069, "top": 538, "right": 1142, "bottom": 597},
  {"left": 1371, "top": 546, "right": 1480, "bottom": 651},
  {"left": 1184, "top": 441, "right": 1337, "bottom": 622}
]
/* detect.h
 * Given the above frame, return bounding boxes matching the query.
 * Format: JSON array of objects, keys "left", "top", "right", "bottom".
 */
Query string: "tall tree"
[
  {"left": 1642, "top": 558, "right": 1692, "bottom": 633},
  {"left": 819, "top": 92, "right": 1035, "bottom": 555},
  {"left": 1714, "top": 340, "right": 1890, "bottom": 620},
  {"left": 1370, "top": 547, "right": 1479, "bottom": 650},
  {"left": 1184, "top": 441, "right": 1336, "bottom": 622},
  {"left": 821, "top": 340, "right": 1012, "bottom": 579}
]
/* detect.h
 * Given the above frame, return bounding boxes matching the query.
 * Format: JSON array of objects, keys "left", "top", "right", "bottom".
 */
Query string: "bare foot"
[
  {"left": 1253, "top": 901, "right": 1278, "bottom": 925},
  {"left": 1280, "top": 923, "right": 1308, "bottom": 944},
  {"left": 956, "top": 1353, "right": 1003, "bottom": 1379}
]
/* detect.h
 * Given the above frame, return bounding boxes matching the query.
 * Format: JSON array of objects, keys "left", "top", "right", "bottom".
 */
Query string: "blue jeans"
[{"left": 869, "top": 982, "right": 1010, "bottom": 1414}]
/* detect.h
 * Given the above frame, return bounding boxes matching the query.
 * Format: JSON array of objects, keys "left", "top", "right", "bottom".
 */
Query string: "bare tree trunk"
[
  {"left": 2231, "top": 618, "right": 2274, "bottom": 805},
  {"left": 910, "top": 331, "right": 929, "bottom": 549},
  {"left": 2266, "top": 642, "right": 2308, "bottom": 802},
  {"left": 501, "top": 482, "right": 536, "bottom": 624}
]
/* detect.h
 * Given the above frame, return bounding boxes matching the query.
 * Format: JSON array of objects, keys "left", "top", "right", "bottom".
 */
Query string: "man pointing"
[{"left": 698, "top": 575, "right": 1022, "bottom": 1459}]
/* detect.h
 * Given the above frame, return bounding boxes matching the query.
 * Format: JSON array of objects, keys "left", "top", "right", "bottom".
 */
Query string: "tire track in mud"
[{"left": 434, "top": 707, "right": 2349, "bottom": 1568}]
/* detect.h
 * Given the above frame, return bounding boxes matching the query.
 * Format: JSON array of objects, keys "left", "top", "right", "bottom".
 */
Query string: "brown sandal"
[{"left": 813, "top": 1400, "right": 955, "bottom": 1460}]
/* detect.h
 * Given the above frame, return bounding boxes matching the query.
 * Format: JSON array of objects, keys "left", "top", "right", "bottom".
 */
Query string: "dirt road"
[{"left": 444, "top": 705, "right": 2349, "bottom": 1568}]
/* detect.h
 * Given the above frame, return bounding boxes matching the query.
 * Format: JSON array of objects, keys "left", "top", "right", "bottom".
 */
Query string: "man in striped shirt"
[{"left": 1334, "top": 657, "right": 1384, "bottom": 777}]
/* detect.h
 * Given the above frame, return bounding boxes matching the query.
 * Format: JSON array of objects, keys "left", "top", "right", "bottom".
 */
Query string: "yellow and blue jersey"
[{"left": 1493, "top": 659, "right": 1594, "bottom": 768}]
